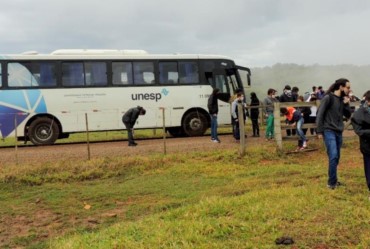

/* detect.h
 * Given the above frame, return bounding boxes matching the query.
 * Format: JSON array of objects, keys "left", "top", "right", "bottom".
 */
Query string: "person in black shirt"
[
  {"left": 316, "top": 78, "right": 352, "bottom": 189},
  {"left": 122, "top": 106, "right": 146, "bottom": 146},
  {"left": 351, "top": 90, "right": 370, "bottom": 199},
  {"left": 208, "top": 88, "right": 221, "bottom": 143},
  {"left": 249, "top": 92, "right": 260, "bottom": 137}
]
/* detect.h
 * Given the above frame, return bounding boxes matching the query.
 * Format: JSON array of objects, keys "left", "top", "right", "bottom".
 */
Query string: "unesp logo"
[
  {"left": 131, "top": 88, "right": 169, "bottom": 102},
  {"left": 161, "top": 88, "right": 169, "bottom": 96}
]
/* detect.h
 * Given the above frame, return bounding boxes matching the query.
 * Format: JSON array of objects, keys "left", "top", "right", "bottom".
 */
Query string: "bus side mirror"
[{"left": 247, "top": 74, "right": 251, "bottom": 86}]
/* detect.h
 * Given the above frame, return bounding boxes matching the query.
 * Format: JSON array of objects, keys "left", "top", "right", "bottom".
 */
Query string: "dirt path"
[
  {"left": 0, "top": 130, "right": 356, "bottom": 166},
  {"left": 0, "top": 134, "right": 260, "bottom": 165}
]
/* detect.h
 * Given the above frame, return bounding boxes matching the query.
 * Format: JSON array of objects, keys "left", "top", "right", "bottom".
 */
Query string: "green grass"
[{"left": 0, "top": 139, "right": 369, "bottom": 248}]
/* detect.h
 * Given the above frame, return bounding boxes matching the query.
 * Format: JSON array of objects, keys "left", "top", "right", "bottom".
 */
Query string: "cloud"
[{"left": 1, "top": 0, "right": 370, "bottom": 67}]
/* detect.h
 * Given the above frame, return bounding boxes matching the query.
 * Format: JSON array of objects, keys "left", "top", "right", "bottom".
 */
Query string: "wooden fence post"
[
  {"left": 85, "top": 113, "right": 91, "bottom": 160},
  {"left": 14, "top": 114, "right": 18, "bottom": 165},
  {"left": 160, "top": 108, "right": 167, "bottom": 155},
  {"left": 238, "top": 103, "right": 246, "bottom": 156},
  {"left": 273, "top": 102, "right": 283, "bottom": 151}
]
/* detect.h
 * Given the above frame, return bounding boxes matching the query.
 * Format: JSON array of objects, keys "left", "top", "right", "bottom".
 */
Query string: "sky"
[{"left": 1, "top": 0, "right": 370, "bottom": 67}]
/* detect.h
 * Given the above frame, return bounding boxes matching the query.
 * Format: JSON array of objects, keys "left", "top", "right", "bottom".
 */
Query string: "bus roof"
[{"left": 0, "top": 49, "right": 233, "bottom": 61}]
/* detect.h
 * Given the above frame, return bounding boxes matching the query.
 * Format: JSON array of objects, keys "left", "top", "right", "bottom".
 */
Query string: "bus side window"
[
  {"left": 85, "top": 62, "right": 107, "bottom": 86},
  {"left": 159, "top": 62, "right": 178, "bottom": 84},
  {"left": 38, "top": 62, "right": 57, "bottom": 87},
  {"left": 112, "top": 62, "right": 133, "bottom": 85},
  {"left": 133, "top": 62, "right": 154, "bottom": 84},
  {"left": 62, "top": 62, "right": 84, "bottom": 86},
  {"left": 8, "top": 62, "right": 39, "bottom": 87},
  {"left": 179, "top": 62, "right": 199, "bottom": 84}
]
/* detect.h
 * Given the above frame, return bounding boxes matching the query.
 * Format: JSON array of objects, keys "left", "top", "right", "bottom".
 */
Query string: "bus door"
[{"left": 212, "top": 69, "right": 232, "bottom": 125}]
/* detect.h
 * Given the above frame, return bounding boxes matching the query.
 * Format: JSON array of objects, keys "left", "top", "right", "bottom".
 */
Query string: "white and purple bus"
[{"left": 0, "top": 49, "right": 251, "bottom": 145}]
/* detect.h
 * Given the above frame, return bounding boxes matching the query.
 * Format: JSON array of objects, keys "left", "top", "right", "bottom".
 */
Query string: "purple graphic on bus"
[{"left": 0, "top": 90, "right": 47, "bottom": 137}]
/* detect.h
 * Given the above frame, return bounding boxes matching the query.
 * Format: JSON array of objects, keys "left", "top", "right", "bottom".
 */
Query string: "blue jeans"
[
  {"left": 210, "top": 114, "right": 218, "bottom": 140},
  {"left": 323, "top": 130, "right": 343, "bottom": 186},
  {"left": 296, "top": 117, "right": 307, "bottom": 144}
]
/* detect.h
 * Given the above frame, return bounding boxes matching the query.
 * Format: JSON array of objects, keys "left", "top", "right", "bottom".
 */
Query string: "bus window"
[
  {"left": 179, "top": 62, "right": 199, "bottom": 84},
  {"left": 8, "top": 62, "right": 39, "bottom": 87},
  {"left": 62, "top": 62, "right": 84, "bottom": 86},
  {"left": 213, "top": 75, "right": 227, "bottom": 93},
  {"left": 159, "top": 62, "right": 178, "bottom": 84},
  {"left": 112, "top": 62, "right": 133, "bottom": 85},
  {"left": 133, "top": 62, "right": 154, "bottom": 84},
  {"left": 85, "top": 62, "right": 107, "bottom": 86},
  {"left": 36, "top": 62, "right": 57, "bottom": 87},
  {"left": 0, "top": 63, "right": 2, "bottom": 87}
]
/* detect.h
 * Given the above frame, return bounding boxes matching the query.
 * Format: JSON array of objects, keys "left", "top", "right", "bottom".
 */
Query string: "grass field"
[{"left": 1, "top": 137, "right": 369, "bottom": 248}]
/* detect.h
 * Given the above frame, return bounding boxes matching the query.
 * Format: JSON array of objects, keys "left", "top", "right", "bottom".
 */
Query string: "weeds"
[{"left": 1, "top": 140, "right": 369, "bottom": 248}]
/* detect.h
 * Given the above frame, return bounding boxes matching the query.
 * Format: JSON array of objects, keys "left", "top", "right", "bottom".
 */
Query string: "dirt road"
[{"left": 0, "top": 134, "right": 256, "bottom": 165}]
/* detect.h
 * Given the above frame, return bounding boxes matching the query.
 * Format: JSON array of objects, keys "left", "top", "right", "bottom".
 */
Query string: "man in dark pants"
[
  {"left": 122, "top": 106, "right": 146, "bottom": 146},
  {"left": 316, "top": 78, "right": 352, "bottom": 189},
  {"left": 351, "top": 90, "right": 370, "bottom": 200}
]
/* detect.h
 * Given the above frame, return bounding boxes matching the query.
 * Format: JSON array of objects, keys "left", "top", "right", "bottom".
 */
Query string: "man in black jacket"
[
  {"left": 122, "top": 106, "right": 146, "bottom": 146},
  {"left": 208, "top": 88, "right": 221, "bottom": 143},
  {"left": 316, "top": 78, "right": 352, "bottom": 189},
  {"left": 280, "top": 85, "right": 296, "bottom": 136},
  {"left": 351, "top": 90, "right": 370, "bottom": 198}
]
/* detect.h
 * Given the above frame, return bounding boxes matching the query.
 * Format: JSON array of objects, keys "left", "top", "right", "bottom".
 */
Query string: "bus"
[{"left": 0, "top": 49, "right": 251, "bottom": 145}]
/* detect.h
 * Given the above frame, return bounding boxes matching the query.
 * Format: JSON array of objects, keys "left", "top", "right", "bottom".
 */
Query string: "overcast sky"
[{"left": 1, "top": 0, "right": 370, "bottom": 67}]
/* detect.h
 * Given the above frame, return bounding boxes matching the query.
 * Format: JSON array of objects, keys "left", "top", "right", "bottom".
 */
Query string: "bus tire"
[
  {"left": 28, "top": 117, "right": 59, "bottom": 145},
  {"left": 182, "top": 111, "right": 208, "bottom": 136}
]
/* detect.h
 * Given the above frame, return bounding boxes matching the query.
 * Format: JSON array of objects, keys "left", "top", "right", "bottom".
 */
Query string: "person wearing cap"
[{"left": 122, "top": 106, "right": 146, "bottom": 146}]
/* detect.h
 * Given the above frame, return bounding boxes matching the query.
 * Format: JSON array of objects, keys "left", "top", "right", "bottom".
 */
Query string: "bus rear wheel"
[
  {"left": 28, "top": 117, "right": 59, "bottom": 145},
  {"left": 182, "top": 111, "right": 208, "bottom": 136}
]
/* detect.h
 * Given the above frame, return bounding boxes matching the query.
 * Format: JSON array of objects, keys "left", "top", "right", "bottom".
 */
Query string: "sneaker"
[
  {"left": 302, "top": 141, "right": 308, "bottom": 148},
  {"left": 294, "top": 146, "right": 301, "bottom": 152},
  {"left": 128, "top": 142, "right": 137, "bottom": 146},
  {"left": 327, "top": 184, "right": 336, "bottom": 190},
  {"left": 213, "top": 139, "right": 220, "bottom": 143},
  {"left": 299, "top": 146, "right": 306, "bottom": 151}
]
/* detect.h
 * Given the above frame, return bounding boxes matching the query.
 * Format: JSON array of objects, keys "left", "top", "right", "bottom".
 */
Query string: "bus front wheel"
[
  {"left": 182, "top": 111, "right": 208, "bottom": 136},
  {"left": 28, "top": 117, "right": 59, "bottom": 145}
]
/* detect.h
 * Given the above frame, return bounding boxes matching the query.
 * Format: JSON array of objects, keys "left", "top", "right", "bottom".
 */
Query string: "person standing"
[
  {"left": 263, "top": 88, "right": 278, "bottom": 140},
  {"left": 122, "top": 106, "right": 146, "bottom": 146},
  {"left": 231, "top": 93, "right": 246, "bottom": 141},
  {"left": 316, "top": 78, "right": 352, "bottom": 189},
  {"left": 208, "top": 88, "right": 221, "bottom": 143},
  {"left": 307, "top": 94, "right": 318, "bottom": 135},
  {"left": 280, "top": 85, "right": 295, "bottom": 136},
  {"left": 316, "top": 86, "right": 325, "bottom": 100},
  {"left": 249, "top": 92, "right": 260, "bottom": 137},
  {"left": 351, "top": 90, "right": 370, "bottom": 199}
]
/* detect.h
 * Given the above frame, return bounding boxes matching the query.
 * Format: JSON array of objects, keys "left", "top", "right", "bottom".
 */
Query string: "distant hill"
[{"left": 247, "top": 63, "right": 369, "bottom": 101}]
